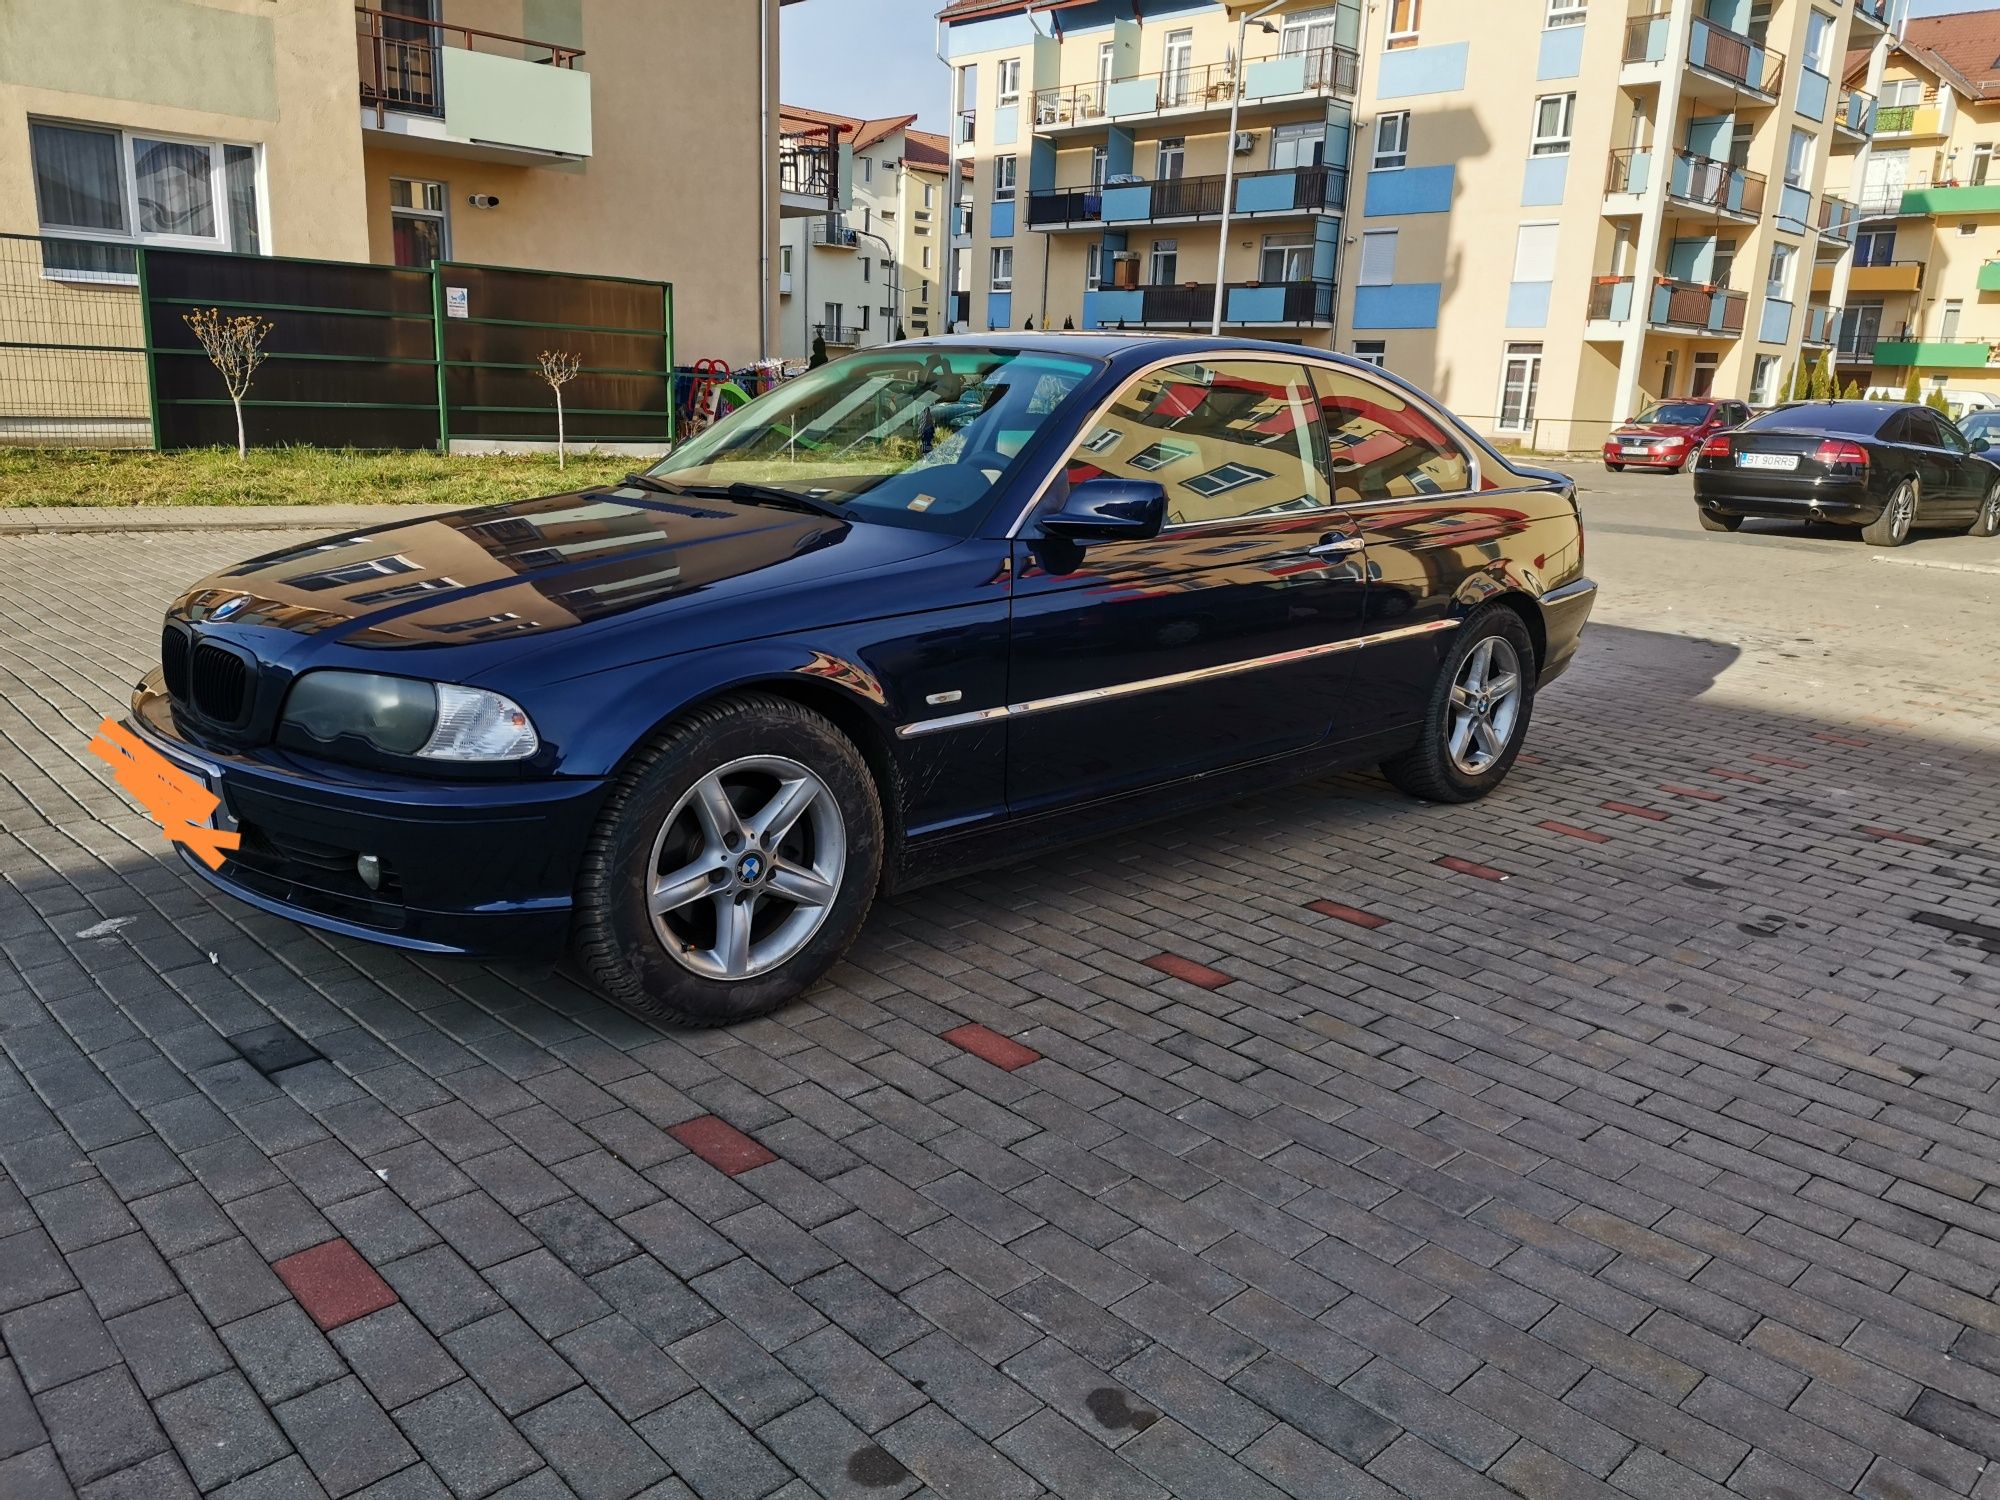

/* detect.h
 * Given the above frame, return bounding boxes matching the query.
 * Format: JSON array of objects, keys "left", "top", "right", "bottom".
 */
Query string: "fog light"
[{"left": 356, "top": 854, "right": 382, "bottom": 891}]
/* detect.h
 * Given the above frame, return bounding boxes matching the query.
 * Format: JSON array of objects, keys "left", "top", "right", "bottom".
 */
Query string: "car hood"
[
  {"left": 169, "top": 484, "right": 951, "bottom": 648},
  {"left": 1611, "top": 423, "right": 1698, "bottom": 439}
]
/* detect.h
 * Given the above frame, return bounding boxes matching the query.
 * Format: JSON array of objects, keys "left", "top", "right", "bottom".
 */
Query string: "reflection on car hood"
[
  {"left": 168, "top": 484, "right": 937, "bottom": 647},
  {"left": 1611, "top": 424, "right": 1696, "bottom": 438}
]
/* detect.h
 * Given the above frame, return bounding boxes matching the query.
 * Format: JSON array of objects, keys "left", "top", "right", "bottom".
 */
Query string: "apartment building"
[
  {"left": 5, "top": 0, "right": 804, "bottom": 365},
  {"left": 776, "top": 108, "right": 950, "bottom": 358},
  {"left": 943, "top": 0, "right": 1906, "bottom": 446},
  {"left": 1828, "top": 9, "right": 2000, "bottom": 408}
]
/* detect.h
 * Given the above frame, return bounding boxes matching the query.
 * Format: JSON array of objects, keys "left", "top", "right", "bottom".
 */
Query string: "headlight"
[{"left": 280, "top": 671, "right": 539, "bottom": 762}]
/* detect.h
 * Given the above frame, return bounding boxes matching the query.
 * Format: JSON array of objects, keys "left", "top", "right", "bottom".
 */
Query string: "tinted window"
[
  {"left": 1311, "top": 365, "right": 1472, "bottom": 500},
  {"left": 1934, "top": 414, "right": 1970, "bottom": 452},
  {"left": 1062, "top": 360, "right": 1327, "bottom": 525},
  {"left": 1744, "top": 403, "right": 1893, "bottom": 436}
]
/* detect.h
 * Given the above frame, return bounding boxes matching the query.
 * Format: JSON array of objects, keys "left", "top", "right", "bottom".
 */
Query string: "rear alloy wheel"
[
  {"left": 1380, "top": 608, "right": 1536, "bottom": 804},
  {"left": 1698, "top": 508, "right": 1742, "bottom": 532},
  {"left": 1863, "top": 479, "right": 1917, "bottom": 547},
  {"left": 574, "top": 695, "right": 882, "bottom": 1026},
  {"left": 1970, "top": 480, "right": 2000, "bottom": 538}
]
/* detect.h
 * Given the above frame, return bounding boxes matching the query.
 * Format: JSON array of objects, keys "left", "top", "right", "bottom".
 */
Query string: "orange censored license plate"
[{"left": 89, "top": 718, "right": 242, "bottom": 871}]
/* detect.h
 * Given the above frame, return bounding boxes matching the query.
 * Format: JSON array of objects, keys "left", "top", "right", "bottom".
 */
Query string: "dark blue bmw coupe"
[{"left": 132, "top": 335, "right": 1596, "bottom": 1024}]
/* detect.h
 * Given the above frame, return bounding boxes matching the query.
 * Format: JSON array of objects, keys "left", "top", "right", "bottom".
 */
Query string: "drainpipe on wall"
[{"left": 759, "top": 0, "right": 773, "bottom": 361}]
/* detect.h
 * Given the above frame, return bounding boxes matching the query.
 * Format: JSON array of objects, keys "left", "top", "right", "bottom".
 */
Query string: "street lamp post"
[
  {"left": 1211, "top": 0, "right": 1286, "bottom": 335},
  {"left": 850, "top": 226, "right": 902, "bottom": 343}
]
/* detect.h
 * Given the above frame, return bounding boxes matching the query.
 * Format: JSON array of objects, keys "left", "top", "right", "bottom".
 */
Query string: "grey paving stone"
[
  {"left": 330, "top": 1305, "right": 465, "bottom": 1412},
  {"left": 131, "top": 1183, "right": 235, "bottom": 1257},
  {"left": 515, "top": 1387, "right": 669, "bottom": 1500},
  {"left": 485, "top": 1249, "right": 610, "bottom": 1340},
  {"left": 210, "top": 1454, "right": 332, "bottom": 1499},
  {"left": 0, "top": 1357, "right": 48, "bottom": 1462},
  {"left": 589, "top": 1257, "right": 717, "bottom": 1349},
  {"left": 35, "top": 1367, "right": 170, "bottom": 1487},
  {"left": 777, "top": 1326, "right": 926, "bottom": 1434},
  {"left": 552, "top": 1316, "right": 694, "bottom": 1422},
  {"left": 64, "top": 1232, "right": 180, "bottom": 1320},
  {"left": 276, "top": 1375, "right": 420, "bottom": 1497},
  {"left": 888, "top": 1331, "right": 1041, "bottom": 1440},
  {"left": 0, "top": 1441, "right": 79, "bottom": 1500},
  {"left": 220, "top": 1301, "right": 348, "bottom": 1404},
  {"left": 392, "top": 1379, "right": 541, "bottom": 1500},
  {"left": 444, "top": 1310, "right": 581, "bottom": 1417},
  {"left": 423, "top": 1192, "right": 540, "bottom": 1270},
  {"left": 876, "top": 1405, "right": 1040, "bottom": 1500},
  {"left": 155, "top": 1371, "right": 292, "bottom": 1491},
  {"left": 668, "top": 1321, "right": 813, "bottom": 1429},
  {"left": 635, "top": 1392, "right": 791, "bottom": 1500},
  {"left": 83, "top": 1448, "right": 203, "bottom": 1499},
  {"left": 379, "top": 1245, "right": 503, "bottom": 1336},
  {"left": 758, "top": 1397, "right": 919, "bottom": 1500},
  {"left": 0, "top": 1228, "right": 79, "bottom": 1313},
  {"left": 2, "top": 1290, "right": 121, "bottom": 1394},
  {"left": 691, "top": 1258, "right": 825, "bottom": 1352},
  {"left": 31, "top": 1180, "right": 140, "bottom": 1253},
  {"left": 172, "top": 1237, "right": 289, "bottom": 1324},
  {"left": 996, "top": 1408, "right": 1167, "bottom": 1500},
  {"left": 108, "top": 1294, "right": 234, "bottom": 1399},
  {"left": 327, "top": 1190, "right": 443, "bottom": 1265}
]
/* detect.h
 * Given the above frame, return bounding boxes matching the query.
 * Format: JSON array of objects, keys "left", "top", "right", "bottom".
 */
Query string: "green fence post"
[
  {"left": 663, "top": 281, "right": 676, "bottom": 447},
  {"left": 430, "top": 263, "right": 449, "bottom": 455},
  {"left": 136, "top": 245, "right": 162, "bottom": 451}
]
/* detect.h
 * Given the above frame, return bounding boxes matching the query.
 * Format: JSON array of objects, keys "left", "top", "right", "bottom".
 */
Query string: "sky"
[
  {"left": 780, "top": 0, "right": 951, "bottom": 133},
  {"left": 777, "top": 0, "right": 1996, "bottom": 134}
]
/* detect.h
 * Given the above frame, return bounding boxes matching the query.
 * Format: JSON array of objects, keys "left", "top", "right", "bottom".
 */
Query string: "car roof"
[{"left": 898, "top": 330, "right": 1371, "bottom": 368}]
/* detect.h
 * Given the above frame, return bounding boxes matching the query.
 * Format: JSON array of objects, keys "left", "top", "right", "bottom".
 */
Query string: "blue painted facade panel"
[
  {"left": 1228, "top": 285, "right": 1287, "bottom": 323},
  {"left": 1630, "top": 14, "right": 1667, "bottom": 60},
  {"left": 993, "top": 105, "right": 1019, "bottom": 146},
  {"left": 1797, "top": 68, "right": 1829, "bottom": 121},
  {"left": 1105, "top": 127, "right": 1134, "bottom": 178},
  {"left": 1364, "top": 164, "right": 1454, "bottom": 216},
  {"left": 1506, "top": 282, "right": 1552, "bottom": 328},
  {"left": 1521, "top": 156, "right": 1567, "bottom": 206},
  {"left": 990, "top": 200, "right": 1016, "bottom": 238},
  {"left": 1102, "top": 184, "right": 1152, "bottom": 221},
  {"left": 1245, "top": 56, "right": 1308, "bottom": 98},
  {"left": 1778, "top": 183, "right": 1811, "bottom": 230},
  {"left": 1595, "top": 281, "right": 1634, "bottom": 321},
  {"left": 1313, "top": 219, "right": 1339, "bottom": 280},
  {"left": 1375, "top": 42, "right": 1468, "bottom": 99},
  {"left": 1235, "top": 173, "right": 1295, "bottom": 213},
  {"left": 1759, "top": 297, "right": 1792, "bottom": 344},
  {"left": 1083, "top": 289, "right": 1143, "bottom": 328},
  {"left": 1353, "top": 283, "right": 1442, "bottom": 329},
  {"left": 986, "top": 291, "right": 1013, "bottom": 329},
  {"left": 1105, "top": 77, "right": 1160, "bottom": 115},
  {"left": 1537, "top": 26, "right": 1585, "bottom": 80},
  {"left": 1029, "top": 139, "right": 1056, "bottom": 194},
  {"left": 1616, "top": 149, "right": 1652, "bottom": 194}
]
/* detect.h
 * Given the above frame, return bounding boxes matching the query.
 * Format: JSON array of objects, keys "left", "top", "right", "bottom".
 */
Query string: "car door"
[
  {"left": 1305, "top": 361, "right": 1520, "bottom": 733},
  {"left": 1003, "top": 356, "right": 1371, "bottom": 814},
  {"left": 1921, "top": 409, "right": 1986, "bottom": 516},
  {"left": 1898, "top": 408, "right": 1975, "bottom": 511},
  {"left": 1879, "top": 409, "right": 1954, "bottom": 505}
]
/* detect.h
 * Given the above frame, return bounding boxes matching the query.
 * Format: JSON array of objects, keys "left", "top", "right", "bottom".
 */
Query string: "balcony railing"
[
  {"left": 1854, "top": 0, "right": 1893, "bottom": 28},
  {"left": 1031, "top": 43, "right": 1357, "bottom": 126},
  {"left": 1818, "top": 195, "right": 1859, "bottom": 243},
  {"left": 1686, "top": 17, "right": 1785, "bottom": 98},
  {"left": 355, "top": 4, "right": 583, "bottom": 123},
  {"left": 1026, "top": 164, "right": 1345, "bottom": 229},
  {"left": 814, "top": 322, "right": 862, "bottom": 346},
  {"left": 1834, "top": 89, "right": 1876, "bottom": 138},
  {"left": 1802, "top": 305, "right": 1840, "bottom": 345},
  {"left": 1094, "top": 279, "right": 1336, "bottom": 327},
  {"left": 808, "top": 215, "right": 859, "bottom": 249},
  {"left": 780, "top": 126, "right": 841, "bottom": 209},
  {"left": 1623, "top": 11, "right": 1668, "bottom": 64},
  {"left": 1668, "top": 151, "right": 1767, "bottom": 218},
  {"left": 1649, "top": 277, "right": 1748, "bottom": 333},
  {"left": 1588, "top": 276, "right": 1634, "bottom": 321}
]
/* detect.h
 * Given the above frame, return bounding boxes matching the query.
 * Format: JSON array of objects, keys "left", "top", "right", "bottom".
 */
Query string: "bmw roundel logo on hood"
[{"left": 210, "top": 596, "right": 248, "bottom": 622}]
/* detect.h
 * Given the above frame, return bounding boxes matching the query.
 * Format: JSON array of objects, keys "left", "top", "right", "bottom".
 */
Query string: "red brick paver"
[
  {"left": 669, "top": 1115, "right": 777, "bottom": 1176},
  {"left": 1433, "top": 856, "right": 1510, "bottom": 881},
  {"left": 1304, "top": 899, "right": 1389, "bottom": 929},
  {"left": 273, "top": 1238, "right": 399, "bottom": 1331},
  {"left": 942, "top": 1023, "right": 1042, "bottom": 1071},
  {"left": 1537, "top": 820, "right": 1610, "bottom": 843},
  {"left": 1142, "top": 953, "right": 1235, "bottom": 989},
  {"left": 1600, "top": 801, "right": 1669, "bottom": 821}
]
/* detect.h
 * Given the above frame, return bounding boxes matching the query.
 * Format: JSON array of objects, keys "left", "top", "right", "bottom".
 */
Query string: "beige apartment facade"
[
  {"left": 3, "top": 0, "right": 798, "bottom": 371},
  {"left": 1826, "top": 10, "right": 2000, "bottom": 411},
  {"left": 943, "top": 0, "right": 1906, "bottom": 448}
]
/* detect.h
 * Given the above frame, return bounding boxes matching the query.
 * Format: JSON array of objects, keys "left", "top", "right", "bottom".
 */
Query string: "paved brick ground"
[{"left": 1, "top": 477, "right": 1998, "bottom": 1498}]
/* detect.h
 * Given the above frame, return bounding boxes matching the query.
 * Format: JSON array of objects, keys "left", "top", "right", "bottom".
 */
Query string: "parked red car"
[{"left": 1603, "top": 398, "right": 1751, "bottom": 472}]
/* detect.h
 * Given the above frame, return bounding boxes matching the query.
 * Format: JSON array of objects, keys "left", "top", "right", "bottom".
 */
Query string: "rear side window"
[
  {"left": 1061, "top": 359, "right": 1328, "bottom": 526},
  {"left": 1311, "top": 365, "right": 1472, "bottom": 500}
]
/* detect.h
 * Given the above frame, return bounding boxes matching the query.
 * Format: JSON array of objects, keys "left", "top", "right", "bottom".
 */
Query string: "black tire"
[
  {"left": 1970, "top": 479, "right": 2000, "bottom": 537},
  {"left": 1379, "top": 607, "right": 1537, "bottom": 805},
  {"left": 1604, "top": 462, "right": 1624, "bottom": 472},
  {"left": 1863, "top": 478, "right": 1917, "bottom": 547},
  {"left": 573, "top": 693, "right": 883, "bottom": 1026},
  {"left": 1698, "top": 508, "right": 1741, "bottom": 532}
]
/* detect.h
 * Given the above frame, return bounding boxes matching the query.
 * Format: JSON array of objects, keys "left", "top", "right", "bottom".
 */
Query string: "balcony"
[
  {"left": 808, "top": 215, "right": 860, "bottom": 250},
  {"left": 1026, "top": 164, "right": 1345, "bottom": 232},
  {"left": 1586, "top": 276, "right": 1636, "bottom": 323},
  {"left": 1833, "top": 89, "right": 1876, "bottom": 143},
  {"left": 1874, "top": 101, "right": 1944, "bottom": 138},
  {"left": 355, "top": 5, "right": 590, "bottom": 161},
  {"left": 1898, "top": 181, "right": 2000, "bottom": 216},
  {"left": 1031, "top": 43, "right": 1356, "bottom": 132},
  {"left": 1871, "top": 337, "right": 1993, "bottom": 368},
  {"left": 1623, "top": 13, "right": 1783, "bottom": 101},
  {"left": 1853, "top": 0, "right": 1896, "bottom": 32},
  {"left": 1844, "top": 260, "right": 1925, "bottom": 294},
  {"left": 1084, "top": 278, "right": 1336, "bottom": 329},
  {"left": 950, "top": 290, "right": 970, "bottom": 327},
  {"left": 1817, "top": 195, "right": 1858, "bottom": 254},
  {"left": 1649, "top": 278, "right": 1748, "bottom": 335},
  {"left": 1666, "top": 151, "right": 1767, "bottom": 221},
  {"left": 1801, "top": 304, "right": 1840, "bottom": 347},
  {"left": 1980, "top": 261, "right": 2000, "bottom": 293},
  {"left": 780, "top": 127, "right": 844, "bottom": 217},
  {"left": 814, "top": 322, "right": 863, "bottom": 347}
]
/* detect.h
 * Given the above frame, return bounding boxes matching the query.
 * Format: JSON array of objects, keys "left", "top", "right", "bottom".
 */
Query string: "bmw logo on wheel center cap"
[{"left": 737, "top": 853, "right": 764, "bottom": 882}]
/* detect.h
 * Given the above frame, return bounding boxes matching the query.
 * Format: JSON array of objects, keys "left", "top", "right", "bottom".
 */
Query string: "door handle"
[{"left": 1307, "top": 535, "right": 1364, "bottom": 557}]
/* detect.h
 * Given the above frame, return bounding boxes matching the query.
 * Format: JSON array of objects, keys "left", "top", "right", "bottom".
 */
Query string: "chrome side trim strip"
[{"left": 895, "top": 617, "right": 1459, "bottom": 739}]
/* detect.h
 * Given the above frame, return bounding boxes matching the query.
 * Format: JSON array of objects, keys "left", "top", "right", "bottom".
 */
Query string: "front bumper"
[
  {"left": 1603, "top": 438, "right": 1690, "bottom": 468},
  {"left": 128, "top": 678, "right": 608, "bottom": 958},
  {"left": 1692, "top": 471, "right": 1879, "bottom": 522}
]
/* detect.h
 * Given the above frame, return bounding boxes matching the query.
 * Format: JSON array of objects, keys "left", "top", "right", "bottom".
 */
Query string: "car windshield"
[
  {"left": 1960, "top": 410, "right": 2000, "bottom": 437},
  {"left": 1633, "top": 402, "right": 1711, "bottom": 425},
  {"left": 645, "top": 347, "right": 1100, "bottom": 534}
]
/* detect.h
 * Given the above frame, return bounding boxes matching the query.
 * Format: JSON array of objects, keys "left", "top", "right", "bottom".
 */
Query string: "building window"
[
  {"left": 1149, "top": 238, "right": 1179, "bottom": 284},
  {"left": 29, "top": 119, "right": 263, "bottom": 278},
  {"left": 1357, "top": 228, "right": 1398, "bottom": 285},
  {"left": 1086, "top": 241, "right": 1103, "bottom": 290},
  {"left": 1804, "top": 9, "right": 1833, "bottom": 73},
  {"left": 1546, "top": 0, "right": 1586, "bottom": 26},
  {"left": 997, "top": 57, "right": 1021, "bottom": 106},
  {"left": 989, "top": 246, "right": 1013, "bottom": 290},
  {"left": 1785, "top": 127, "right": 1813, "bottom": 188},
  {"left": 1163, "top": 29, "right": 1195, "bottom": 106},
  {"left": 862, "top": 257, "right": 872, "bottom": 283},
  {"left": 1388, "top": 0, "right": 1420, "bottom": 48},
  {"left": 1961, "top": 221, "right": 1979, "bottom": 236},
  {"left": 1512, "top": 222, "right": 1559, "bottom": 282},
  {"left": 1766, "top": 242, "right": 1795, "bottom": 299},
  {"left": 1156, "top": 138, "right": 1186, "bottom": 180},
  {"left": 1973, "top": 146, "right": 1994, "bottom": 186},
  {"left": 1353, "top": 340, "right": 1388, "bottom": 367},
  {"left": 1372, "top": 113, "right": 1410, "bottom": 171},
  {"left": 387, "top": 176, "right": 449, "bottom": 268},
  {"left": 1531, "top": 94, "right": 1575, "bottom": 156},
  {"left": 1750, "top": 352, "right": 1780, "bottom": 405},
  {"left": 994, "top": 155, "right": 1017, "bottom": 200},
  {"left": 1942, "top": 297, "right": 1963, "bottom": 338},
  {"left": 1270, "top": 122, "right": 1324, "bottom": 171},
  {"left": 1496, "top": 343, "right": 1544, "bottom": 433},
  {"left": 922, "top": 245, "right": 933, "bottom": 269},
  {"left": 1131, "top": 439, "right": 1196, "bottom": 471},
  {"left": 1183, "top": 461, "right": 1272, "bottom": 498},
  {"left": 1691, "top": 351, "right": 1719, "bottom": 397},
  {"left": 779, "top": 245, "right": 792, "bottom": 273},
  {"left": 923, "top": 182, "right": 934, "bottom": 207},
  {"left": 957, "top": 65, "right": 977, "bottom": 142},
  {"left": 1260, "top": 232, "right": 1314, "bottom": 282},
  {"left": 1091, "top": 145, "right": 1109, "bottom": 188}
]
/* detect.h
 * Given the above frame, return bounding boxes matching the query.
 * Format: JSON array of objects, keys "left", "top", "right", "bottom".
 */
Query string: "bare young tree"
[
  {"left": 538, "top": 349, "right": 583, "bottom": 468},
  {"left": 183, "top": 307, "right": 274, "bottom": 460}
]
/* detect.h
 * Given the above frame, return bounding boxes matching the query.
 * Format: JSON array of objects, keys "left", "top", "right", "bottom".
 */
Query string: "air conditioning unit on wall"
[{"left": 1234, "top": 131, "right": 1257, "bottom": 154}]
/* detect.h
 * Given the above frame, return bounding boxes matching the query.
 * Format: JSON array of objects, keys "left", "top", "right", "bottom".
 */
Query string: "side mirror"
[
  {"left": 1973, "top": 437, "right": 1991, "bottom": 453},
  {"left": 1038, "top": 477, "right": 1167, "bottom": 543}
]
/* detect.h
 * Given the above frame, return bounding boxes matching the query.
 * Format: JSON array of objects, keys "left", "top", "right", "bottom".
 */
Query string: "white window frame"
[
  {"left": 1388, "top": 0, "right": 1420, "bottom": 45},
  {"left": 1149, "top": 238, "right": 1179, "bottom": 285},
  {"left": 1260, "top": 231, "right": 1315, "bottom": 283},
  {"left": 997, "top": 56, "right": 1022, "bottom": 106},
  {"left": 1546, "top": 0, "right": 1586, "bottom": 26},
  {"left": 1353, "top": 339, "right": 1388, "bottom": 367},
  {"left": 29, "top": 118, "right": 266, "bottom": 279},
  {"left": 1086, "top": 241, "right": 1103, "bottom": 290},
  {"left": 921, "top": 244, "right": 933, "bottom": 269},
  {"left": 1495, "top": 342, "right": 1544, "bottom": 434},
  {"left": 1749, "top": 352, "right": 1780, "bottom": 405},
  {"left": 989, "top": 245, "right": 1013, "bottom": 291},
  {"left": 1373, "top": 111, "right": 1410, "bottom": 171},
  {"left": 1183, "top": 461, "right": 1272, "bottom": 497},
  {"left": 1357, "top": 228, "right": 1398, "bottom": 286},
  {"left": 994, "top": 154, "right": 1018, "bottom": 201},
  {"left": 388, "top": 175, "right": 450, "bottom": 266},
  {"left": 1786, "top": 127, "right": 1814, "bottom": 188},
  {"left": 1766, "top": 242, "right": 1795, "bottom": 300},
  {"left": 1804, "top": 9, "right": 1833, "bottom": 73},
  {"left": 1531, "top": 94, "right": 1575, "bottom": 157}
]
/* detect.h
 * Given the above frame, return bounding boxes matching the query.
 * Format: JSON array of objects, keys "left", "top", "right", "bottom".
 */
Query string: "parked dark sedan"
[
  {"left": 1693, "top": 399, "right": 2000, "bottom": 545},
  {"left": 1602, "top": 398, "right": 1750, "bottom": 473},
  {"left": 128, "top": 336, "right": 1596, "bottom": 1025}
]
